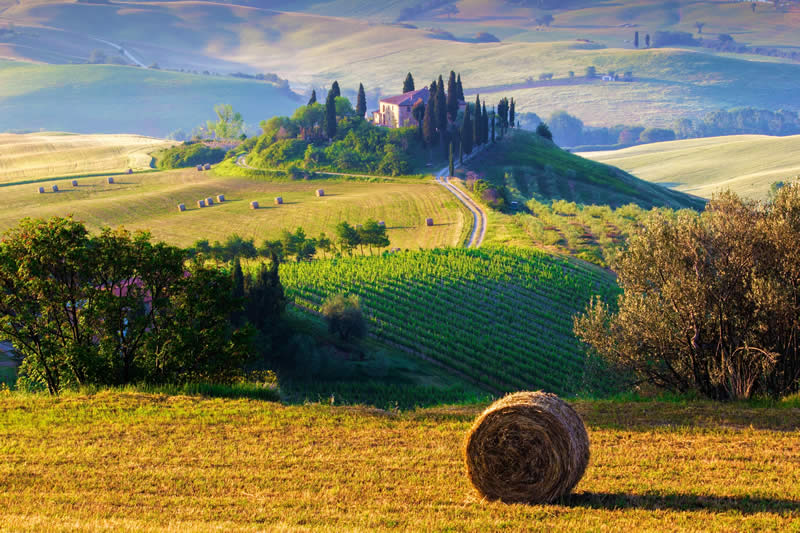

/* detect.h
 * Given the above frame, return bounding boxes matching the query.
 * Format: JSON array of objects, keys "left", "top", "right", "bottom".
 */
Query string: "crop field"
[
  {"left": 281, "top": 247, "right": 618, "bottom": 395},
  {"left": 0, "top": 167, "right": 469, "bottom": 250},
  {"left": 0, "top": 132, "right": 174, "bottom": 182},
  {"left": 579, "top": 134, "right": 800, "bottom": 201},
  {"left": 1, "top": 391, "right": 798, "bottom": 531}
]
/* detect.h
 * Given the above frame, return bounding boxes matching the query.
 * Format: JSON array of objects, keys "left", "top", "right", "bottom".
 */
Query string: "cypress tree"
[
  {"left": 231, "top": 256, "right": 245, "bottom": 326},
  {"left": 307, "top": 89, "right": 317, "bottom": 105},
  {"left": 356, "top": 83, "right": 367, "bottom": 118},
  {"left": 456, "top": 73, "right": 464, "bottom": 101},
  {"left": 482, "top": 102, "right": 488, "bottom": 144},
  {"left": 461, "top": 105, "right": 473, "bottom": 154},
  {"left": 446, "top": 70, "right": 458, "bottom": 120},
  {"left": 330, "top": 80, "right": 341, "bottom": 98},
  {"left": 491, "top": 107, "right": 495, "bottom": 143},
  {"left": 473, "top": 95, "right": 481, "bottom": 146},
  {"left": 422, "top": 95, "right": 437, "bottom": 147},
  {"left": 325, "top": 90, "right": 337, "bottom": 139},
  {"left": 509, "top": 98, "right": 516, "bottom": 129},
  {"left": 449, "top": 142, "right": 454, "bottom": 177},
  {"left": 436, "top": 75, "right": 447, "bottom": 132},
  {"left": 634, "top": 31, "right": 639, "bottom": 48},
  {"left": 403, "top": 72, "right": 415, "bottom": 93}
]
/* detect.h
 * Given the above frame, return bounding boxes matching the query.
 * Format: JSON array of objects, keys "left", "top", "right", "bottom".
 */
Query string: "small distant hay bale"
[
  {"left": 356, "top": 224, "right": 363, "bottom": 229},
  {"left": 250, "top": 201, "right": 259, "bottom": 209},
  {"left": 205, "top": 197, "right": 214, "bottom": 206},
  {"left": 197, "top": 199, "right": 206, "bottom": 208},
  {"left": 216, "top": 194, "right": 225, "bottom": 203},
  {"left": 426, "top": 218, "right": 434, "bottom": 226},
  {"left": 37, "top": 186, "right": 45, "bottom": 194},
  {"left": 71, "top": 180, "right": 78, "bottom": 187},
  {"left": 203, "top": 163, "right": 211, "bottom": 170},
  {"left": 464, "top": 391, "right": 590, "bottom": 505},
  {"left": 274, "top": 197, "right": 283, "bottom": 205},
  {"left": 378, "top": 221, "right": 386, "bottom": 227},
  {"left": 316, "top": 189, "right": 325, "bottom": 197},
  {"left": 107, "top": 177, "right": 114, "bottom": 184},
  {"left": 177, "top": 203, "right": 186, "bottom": 212},
  {"left": 197, "top": 165, "right": 203, "bottom": 171},
  {"left": 52, "top": 185, "right": 59, "bottom": 192},
  {"left": 127, "top": 168, "right": 133, "bottom": 174}
]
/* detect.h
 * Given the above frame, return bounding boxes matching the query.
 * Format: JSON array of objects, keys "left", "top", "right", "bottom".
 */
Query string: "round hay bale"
[
  {"left": 127, "top": 168, "right": 133, "bottom": 174},
  {"left": 37, "top": 186, "right": 45, "bottom": 194},
  {"left": 107, "top": 177, "right": 114, "bottom": 184},
  {"left": 316, "top": 189, "right": 325, "bottom": 197},
  {"left": 203, "top": 163, "right": 211, "bottom": 170},
  {"left": 177, "top": 203, "right": 186, "bottom": 212},
  {"left": 197, "top": 165, "right": 203, "bottom": 171},
  {"left": 378, "top": 221, "right": 386, "bottom": 227},
  {"left": 205, "top": 197, "right": 214, "bottom": 206},
  {"left": 426, "top": 217, "right": 434, "bottom": 226},
  {"left": 52, "top": 185, "right": 59, "bottom": 192},
  {"left": 274, "top": 197, "right": 283, "bottom": 205},
  {"left": 197, "top": 200, "right": 206, "bottom": 208},
  {"left": 250, "top": 201, "right": 259, "bottom": 209},
  {"left": 71, "top": 180, "right": 78, "bottom": 187},
  {"left": 216, "top": 194, "right": 225, "bottom": 203},
  {"left": 464, "top": 391, "right": 589, "bottom": 504}
]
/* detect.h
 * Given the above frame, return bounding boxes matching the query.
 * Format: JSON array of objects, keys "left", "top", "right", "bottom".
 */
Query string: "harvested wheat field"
[{"left": 0, "top": 391, "right": 798, "bottom": 531}]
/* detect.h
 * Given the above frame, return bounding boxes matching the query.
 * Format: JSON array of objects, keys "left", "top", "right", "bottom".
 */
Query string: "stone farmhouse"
[{"left": 371, "top": 87, "right": 430, "bottom": 128}]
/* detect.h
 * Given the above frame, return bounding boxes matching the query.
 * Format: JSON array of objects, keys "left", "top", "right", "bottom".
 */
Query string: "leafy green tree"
[
  {"left": 334, "top": 96, "right": 354, "bottom": 117},
  {"left": 461, "top": 105, "right": 473, "bottom": 154},
  {"left": 446, "top": 70, "right": 459, "bottom": 120},
  {"left": 244, "top": 255, "right": 285, "bottom": 335},
  {"left": 357, "top": 219, "right": 390, "bottom": 254},
  {"left": 536, "top": 122, "right": 552, "bottom": 140},
  {"left": 307, "top": 89, "right": 317, "bottom": 105},
  {"left": 322, "top": 294, "right": 367, "bottom": 342},
  {"left": 378, "top": 144, "right": 410, "bottom": 176},
  {"left": 403, "top": 72, "right": 415, "bottom": 93},
  {"left": 356, "top": 83, "right": 367, "bottom": 118},
  {"left": 335, "top": 221, "right": 361, "bottom": 256},
  {"left": 206, "top": 104, "right": 244, "bottom": 140}
]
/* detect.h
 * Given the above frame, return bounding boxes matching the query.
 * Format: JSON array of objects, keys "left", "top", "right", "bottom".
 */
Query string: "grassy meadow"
[
  {"left": 1, "top": 390, "right": 798, "bottom": 531},
  {"left": 580, "top": 134, "right": 800, "bottom": 200},
  {"left": 0, "top": 132, "right": 174, "bottom": 182},
  {"left": 0, "top": 165, "right": 469, "bottom": 250}
]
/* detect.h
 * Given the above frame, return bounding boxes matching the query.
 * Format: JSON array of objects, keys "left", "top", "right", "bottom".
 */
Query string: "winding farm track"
[{"left": 236, "top": 153, "right": 487, "bottom": 248}]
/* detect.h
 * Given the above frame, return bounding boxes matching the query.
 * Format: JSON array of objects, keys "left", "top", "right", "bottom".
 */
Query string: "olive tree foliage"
[
  {"left": 322, "top": 294, "right": 366, "bottom": 342},
  {"left": 575, "top": 186, "right": 800, "bottom": 400},
  {"left": 0, "top": 217, "right": 252, "bottom": 394},
  {"left": 206, "top": 103, "right": 245, "bottom": 140}
]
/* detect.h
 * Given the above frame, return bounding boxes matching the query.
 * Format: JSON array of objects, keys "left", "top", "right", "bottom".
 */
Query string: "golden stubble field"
[{"left": 0, "top": 392, "right": 798, "bottom": 532}]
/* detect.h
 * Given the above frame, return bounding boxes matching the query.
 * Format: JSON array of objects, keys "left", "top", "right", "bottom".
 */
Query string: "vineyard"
[{"left": 280, "top": 247, "right": 619, "bottom": 396}]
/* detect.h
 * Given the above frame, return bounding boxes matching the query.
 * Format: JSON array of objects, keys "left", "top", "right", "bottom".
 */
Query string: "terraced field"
[{"left": 281, "top": 247, "right": 618, "bottom": 395}]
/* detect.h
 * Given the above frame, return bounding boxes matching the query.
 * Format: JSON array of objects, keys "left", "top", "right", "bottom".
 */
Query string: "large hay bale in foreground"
[
  {"left": 464, "top": 391, "right": 589, "bottom": 504},
  {"left": 205, "top": 197, "right": 214, "bottom": 206},
  {"left": 197, "top": 200, "right": 206, "bottom": 208}
]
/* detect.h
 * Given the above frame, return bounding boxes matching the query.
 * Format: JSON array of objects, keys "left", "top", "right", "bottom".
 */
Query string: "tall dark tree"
[
  {"left": 645, "top": 33, "right": 650, "bottom": 47},
  {"left": 412, "top": 99, "right": 425, "bottom": 138},
  {"left": 634, "top": 31, "right": 639, "bottom": 48},
  {"left": 436, "top": 75, "right": 447, "bottom": 132},
  {"left": 245, "top": 254, "right": 285, "bottom": 335},
  {"left": 456, "top": 73, "right": 465, "bottom": 101},
  {"left": 497, "top": 97, "right": 508, "bottom": 136},
  {"left": 481, "top": 102, "right": 489, "bottom": 144},
  {"left": 330, "top": 80, "right": 341, "bottom": 98},
  {"left": 422, "top": 95, "right": 437, "bottom": 148},
  {"left": 307, "top": 89, "right": 317, "bottom": 105},
  {"left": 509, "top": 98, "right": 516, "bottom": 129},
  {"left": 449, "top": 142, "right": 454, "bottom": 177},
  {"left": 473, "top": 95, "right": 481, "bottom": 146},
  {"left": 356, "top": 83, "right": 367, "bottom": 118},
  {"left": 491, "top": 107, "right": 495, "bottom": 143},
  {"left": 231, "top": 256, "right": 245, "bottom": 326},
  {"left": 403, "top": 72, "right": 415, "bottom": 93},
  {"left": 446, "top": 70, "right": 459, "bottom": 120},
  {"left": 325, "top": 90, "right": 337, "bottom": 139},
  {"left": 461, "top": 105, "right": 473, "bottom": 154}
]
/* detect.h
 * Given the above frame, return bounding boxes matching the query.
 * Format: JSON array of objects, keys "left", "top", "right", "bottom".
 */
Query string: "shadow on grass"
[{"left": 567, "top": 491, "right": 800, "bottom": 514}]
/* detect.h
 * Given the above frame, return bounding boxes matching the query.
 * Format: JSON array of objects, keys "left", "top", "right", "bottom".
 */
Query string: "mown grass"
[
  {"left": 580, "top": 134, "right": 800, "bottom": 201},
  {"left": 0, "top": 390, "right": 797, "bottom": 531},
  {"left": 0, "top": 165, "right": 469, "bottom": 249},
  {"left": 0, "top": 132, "right": 173, "bottom": 182}
]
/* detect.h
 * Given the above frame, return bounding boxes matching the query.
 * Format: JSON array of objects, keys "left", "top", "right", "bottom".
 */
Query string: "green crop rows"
[{"left": 281, "top": 248, "right": 618, "bottom": 395}]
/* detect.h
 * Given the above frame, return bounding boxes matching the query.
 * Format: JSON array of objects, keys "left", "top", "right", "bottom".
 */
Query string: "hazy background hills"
[{"left": 1, "top": 0, "right": 799, "bottom": 136}]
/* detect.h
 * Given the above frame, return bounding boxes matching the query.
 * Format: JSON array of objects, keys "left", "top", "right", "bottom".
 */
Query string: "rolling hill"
[{"left": 579, "top": 134, "right": 800, "bottom": 200}]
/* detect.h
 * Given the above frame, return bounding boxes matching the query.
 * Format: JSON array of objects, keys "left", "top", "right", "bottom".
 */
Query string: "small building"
[{"left": 371, "top": 87, "right": 432, "bottom": 128}]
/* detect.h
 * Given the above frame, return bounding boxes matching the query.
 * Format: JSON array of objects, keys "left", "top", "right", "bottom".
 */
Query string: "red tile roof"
[{"left": 380, "top": 87, "right": 430, "bottom": 107}]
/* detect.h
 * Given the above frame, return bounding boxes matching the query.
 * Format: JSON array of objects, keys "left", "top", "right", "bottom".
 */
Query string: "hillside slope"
[
  {"left": 463, "top": 130, "right": 705, "bottom": 210},
  {"left": 579, "top": 134, "right": 800, "bottom": 200},
  {"left": 0, "top": 60, "right": 300, "bottom": 137}
]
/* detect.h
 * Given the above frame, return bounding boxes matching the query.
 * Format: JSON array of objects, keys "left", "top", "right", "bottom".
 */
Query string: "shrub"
[
  {"left": 536, "top": 123, "right": 553, "bottom": 140},
  {"left": 322, "top": 294, "right": 367, "bottom": 342},
  {"left": 156, "top": 143, "right": 226, "bottom": 169}
]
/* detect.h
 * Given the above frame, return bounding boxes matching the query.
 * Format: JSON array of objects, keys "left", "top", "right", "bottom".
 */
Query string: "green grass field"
[
  {"left": 0, "top": 164, "right": 469, "bottom": 250},
  {"left": 1, "top": 390, "right": 798, "bottom": 531},
  {"left": 0, "top": 132, "right": 174, "bottom": 181},
  {"left": 579, "top": 134, "right": 800, "bottom": 200},
  {"left": 0, "top": 60, "right": 300, "bottom": 137}
]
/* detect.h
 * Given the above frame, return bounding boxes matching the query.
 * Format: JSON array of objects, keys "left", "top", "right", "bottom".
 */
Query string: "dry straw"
[{"left": 464, "top": 391, "right": 589, "bottom": 504}]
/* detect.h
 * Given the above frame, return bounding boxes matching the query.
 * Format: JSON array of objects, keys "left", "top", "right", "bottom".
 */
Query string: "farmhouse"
[{"left": 372, "top": 87, "right": 430, "bottom": 128}]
